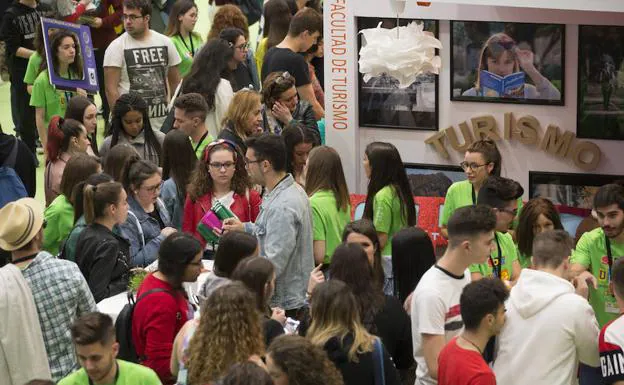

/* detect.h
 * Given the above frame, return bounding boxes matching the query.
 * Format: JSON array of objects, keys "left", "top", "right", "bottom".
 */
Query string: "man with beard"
[
  {"left": 572, "top": 183, "right": 624, "bottom": 384},
  {"left": 58, "top": 312, "right": 161, "bottom": 385}
]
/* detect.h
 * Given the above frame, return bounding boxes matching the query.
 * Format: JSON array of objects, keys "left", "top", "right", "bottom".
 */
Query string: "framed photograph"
[
  {"left": 357, "top": 18, "right": 439, "bottom": 130},
  {"left": 577, "top": 25, "right": 624, "bottom": 140},
  {"left": 450, "top": 21, "right": 564, "bottom": 105},
  {"left": 529, "top": 171, "right": 624, "bottom": 209},
  {"left": 41, "top": 17, "right": 99, "bottom": 93},
  {"left": 404, "top": 163, "right": 465, "bottom": 198}
]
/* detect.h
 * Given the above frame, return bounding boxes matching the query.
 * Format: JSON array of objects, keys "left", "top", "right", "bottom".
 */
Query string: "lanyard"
[
  {"left": 89, "top": 362, "right": 120, "bottom": 385},
  {"left": 63, "top": 70, "right": 74, "bottom": 105},
  {"left": 179, "top": 33, "right": 195, "bottom": 57},
  {"left": 606, "top": 234, "right": 613, "bottom": 281},
  {"left": 471, "top": 185, "right": 476, "bottom": 205},
  {"left": 488, "top": 233, "right": 502, "bottom": 278},
  {"left": 12, "top": 253, "right": 38, "bottom": 265},
  {"left": 194, "top": 131, "right": 209, "bottom": 155}
]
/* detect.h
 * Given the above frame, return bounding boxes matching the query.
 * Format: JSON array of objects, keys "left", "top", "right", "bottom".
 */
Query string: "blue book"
[{"left": 479, "top": 70, "right": 526, "bottom": 97}]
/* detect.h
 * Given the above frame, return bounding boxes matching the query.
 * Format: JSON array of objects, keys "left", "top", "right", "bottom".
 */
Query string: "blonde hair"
[
  {"left": 187, "top": 282, "right": 265, "bottom": 384},
  {"left": 222, "top": 89, "right": 262, "bottom": 140},
  {"left": 307, "top": 280, "right": 375, "bottom": 362},
  {"left": 474, "top": 32, "right": 520, "bottom": 90}
]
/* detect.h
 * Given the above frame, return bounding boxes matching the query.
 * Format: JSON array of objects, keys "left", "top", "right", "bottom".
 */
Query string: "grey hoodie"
[{"left": 198, "top": 272, "right": 230, "bottom": 304}]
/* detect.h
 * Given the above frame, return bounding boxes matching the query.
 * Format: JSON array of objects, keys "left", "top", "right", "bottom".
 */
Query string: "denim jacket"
[
  {"left": 244, "top": 174, "right": 314, "bottom": 310},
  {"left": 119, "top": 196, "right": 172, "bottom": 267},
  {"left": 160, "top": 178, "right": 183, "bottom": 230}
]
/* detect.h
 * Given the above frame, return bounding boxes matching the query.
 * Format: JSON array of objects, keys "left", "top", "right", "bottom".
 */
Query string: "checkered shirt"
[{"left": 21, "top": 251, "right": 97, "bottom": 382}]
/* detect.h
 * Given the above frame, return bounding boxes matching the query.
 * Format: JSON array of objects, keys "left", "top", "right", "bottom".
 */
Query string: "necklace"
[{"left": 460, "top": 335, "right": 483, "bottom": 355}]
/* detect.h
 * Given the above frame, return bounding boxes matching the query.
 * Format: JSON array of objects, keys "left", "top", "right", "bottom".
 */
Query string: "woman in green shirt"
[
  {"left": 441, "top": 139, "right": 504, "bottom": 238},
  {"left": 516, "top": 197, "right": 564, "bottom": 269},
  {"left": 166, "top": 0, "right": 203, "bottom": 78},
  {"left": 30, "top": 30, "right": 86, "bottom": 149},
  {"left": 362, "top": 142, "right": 416, "bottom": 256},
  {"left": 304, "top": 145, "right": 351, "bottom": 265}
]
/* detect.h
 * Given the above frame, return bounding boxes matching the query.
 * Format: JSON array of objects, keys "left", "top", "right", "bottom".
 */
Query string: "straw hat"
[{"left": 0, "top": 198, "right": 45, "bottom": 251}]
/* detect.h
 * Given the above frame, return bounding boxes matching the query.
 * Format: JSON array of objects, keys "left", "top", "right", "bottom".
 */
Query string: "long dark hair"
[
  {"left": 162, "top": 129, "right": 196, "bottom": 200},
  {"left": 83, "top": 181, "right": 124, "bottom": 224},
  {"left": 182, "top": 39, "right": 234, "bottom": 111},
  {"left": 391, "top": 227, "right": 436, "bottom": 304},
  {"left": 342, "top": 219, "right": 385, "bottom": 289},
  {"left": 109, "top": 93, "right": 162, "bottom": 165},
  {"left": 231, "top": 256, "right": 275, "bottom": 314},
  {"left": 517, "top": 198, "right": 564, "bottom": 259},
  {"left": 72, "top": 173, "right": 115, "bottom": 223},
  {"left": 281, "top": 124, "right": 319, "bottom": 176},
  {"left": 165, "top": 0, "right": 199, "bottom": 37},
  {"left": 213, "top": 231, "right": 258, "bottom": 278},
  {"left": 329, "top": 243, "right": 385, "bottom": 333},
  {"left": 42, "top": 30, "right": 83, "bottom": 79},
  {"left": 60, "top": 154, "right": 101, "bottom": 201},
  {"left": 103, "top": 144, "right": 139, "bottom": 182},
  {"left": 158, "top": 232, "right": 202, "bottom": 288},
  {"left": 265, "top": 0, "right": 292, "bottom": 51},
  {"left": 363, "top": 142, "right": 416, "bottom": 227},
  {"left": 65, "top": 95, "right": 98, "bottom": 155},
  {"left": 304, "top": 146, "right": 350, "bottom": 212}
]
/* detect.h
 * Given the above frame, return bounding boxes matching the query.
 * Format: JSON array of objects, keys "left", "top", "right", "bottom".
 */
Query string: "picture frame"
[
  {"left": 450, "top": 21, "right": 565, "bottom": 105},
  {"left": 577, "top": 25, "right": 624, "bottom": 140},
  {"left": 404, "top": 163, "right": 465, "bottom": 198},
  {"left": 357, "top": 18, "right": 439, "bottom": 131},
  {"left": 41, "top": 17, "right": 99, "bottom": 94}
]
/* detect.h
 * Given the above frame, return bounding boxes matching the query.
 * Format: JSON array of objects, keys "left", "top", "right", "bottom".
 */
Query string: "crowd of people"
[{"left": 1, "top": 1, "right": 624, "bottom": 385}]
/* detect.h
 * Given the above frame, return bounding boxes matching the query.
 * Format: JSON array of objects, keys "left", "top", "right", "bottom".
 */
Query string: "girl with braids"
[
  {"left": 44, "top": 117, "right": 92, "bottom": 205},
  {"left": 307, "top": 280, "right": 401, "bottom": 385},
  {"left": 182, "top": 39, "right": 234, "bottom": 139},
  {"left": 161, "top": 129, "right": 197, "bottom": 230},
  {"left": 362, "top": 142, "right": 416, "bottom": 257},
  {"left": 64, "top": 95, "right": 99, "bottom": 156},
  {"left": 182, "top": 140, "right": 261, "bottom": 250},
  {"left": 266, "top": 335, "right": 344, "bottom": 385},
  {"left": 100, "top": 93, "right": 165, "bottom": 166},
  {"left": 75, "top": 181, "right": 130, "bottom": 302},
  {"left": 186, "top": 282, "right": 265, "bottom": 385}
]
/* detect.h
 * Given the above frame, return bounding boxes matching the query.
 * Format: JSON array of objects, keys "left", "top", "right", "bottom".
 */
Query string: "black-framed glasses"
[
  {"left": 209, "top": 161, "right": 236, "bottom": 170},
  {"left": 142, "top": 181, "right": 163, "bottom": 193},
  {"left": 121, "top": 14, "right": 145, "bottom": 22},
  {"left": 234, "top": 42, "right": 249, "bottom": 50},
  {"left": 497, "top": 207, "right": 518, "bottom": 217},
  {"left": 245, "top": 158, "right": 261, "bottom": 165},
  {"left": 460, "top": 161, "right": 488, "bottom": 171}
]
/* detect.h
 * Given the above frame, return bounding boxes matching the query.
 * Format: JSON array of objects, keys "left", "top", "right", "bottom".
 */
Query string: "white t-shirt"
[
  {"left": 411, "top": 265, "right": 471, "bottom": 385},
  {"left": 205, "top": 78, "right": 234, "bottom": 138},
  {"left": 600, "top": 315, "right": 624, "bottom": 383},
  {"left": 104, "top": 31, "right": 181, "bottom": 130}
]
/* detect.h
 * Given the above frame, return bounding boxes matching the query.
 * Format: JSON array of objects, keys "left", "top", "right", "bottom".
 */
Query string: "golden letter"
[
  {"left": 471, "top": 115, "right": 501, "bottom": 141},
  {"left": 539, "top": 125, "right": 574, "bottom": 158},
  {"left": 572, "top": 141, "right": 601, "bottom": 171},
  {"left": 446, "top": 123, "right": 474, "bottom": 152},
  {"left": 425, "top": 131, "right": 450, "bottom": 159}
]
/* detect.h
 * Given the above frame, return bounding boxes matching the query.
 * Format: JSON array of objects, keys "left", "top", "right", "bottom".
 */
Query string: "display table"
[{"left": 97, "top": 260, "right": 214, "bottom": 324}]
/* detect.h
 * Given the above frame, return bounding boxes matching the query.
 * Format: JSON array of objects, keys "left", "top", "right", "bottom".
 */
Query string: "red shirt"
[
  {"left": 182, "top": 190, "right": 261, "bottom": 247},
  {"left": 132, "top": 274, "right": 192, "bottom": 385},
  {"left": 438, "top": 337, "right": 496, "bottom": 385}
]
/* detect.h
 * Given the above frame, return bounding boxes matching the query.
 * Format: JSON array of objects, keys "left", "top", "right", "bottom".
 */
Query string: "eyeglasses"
[
  {"left": 275, "top": 72, "right": 292, "bottom": 85},
  {"left": 142, "top": 182, "right": 162, "bottom": 193},
  {"left": 234, "top": 42, "right": 249, "bottom": 50},
  {"left": 121, "top": 14, "right": 145, "bottom": 22},
  {"left": 245, "top": 158, "right": 261, "bottom": 165},
  {"left": 497, "top": 207, "right": 518, "bottom": 217},
  {"left": 209, "top": 161, "right": 236, "bottom": 170},
  {"left": 460, "top": 161, "right": 488, "bottom": 171}
]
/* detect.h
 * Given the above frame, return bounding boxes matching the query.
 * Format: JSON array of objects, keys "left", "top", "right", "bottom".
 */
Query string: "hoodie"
[
  {"left": 0, "top": 133, "right": 36, "bottom": 197},
  {"left": 493, "top": 268, "right": 600, "bottom": 385},
  {"left": 198, "top": 272, "right": 230, "bottom": 303}
]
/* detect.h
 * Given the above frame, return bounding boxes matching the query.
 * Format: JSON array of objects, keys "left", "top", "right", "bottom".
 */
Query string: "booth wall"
[{"left": 324, "top": 1, "right": 624, "bottom": 196}]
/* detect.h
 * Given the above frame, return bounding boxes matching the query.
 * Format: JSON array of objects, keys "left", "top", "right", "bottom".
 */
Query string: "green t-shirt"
[
  {"left": 30, "top": 71, "right": 75, "bottom": 129},
  {"left": 43, "top": 194, "right": 75, "bottom": 256},
  {"left": 24, "top": 51, "right": 43, "bottom": 85},
  {"left": 517, "top": 251, "right": 532, "bottom": 269},
  {"left": 191, "top": 132, "right": 214, "bottom": 159},
  {"left": 470, "top": 231, "right": 518, "bottom": 281},
  {"left": 310, "top": 190, "right": 351, "bottom": 264},
  {"left": 170, "top": 33, "right": 203, "bottom": 77},
  {"left": 373, "top": 185, "right": 407, "bottom": 256},
  {"left": 58, "top": 359, "right": 162, "bottom": 385},
  {"left": 571, "top": 227, "right": 624, "bottom": 327},
  {"left": 441, "top": 179, "right": 524, "bottom": 228}
]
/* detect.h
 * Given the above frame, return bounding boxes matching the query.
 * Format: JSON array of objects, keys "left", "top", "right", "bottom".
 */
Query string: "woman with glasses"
[
  {"left": 132, "top": 232, "right": 202, "bottom": 385},
  {"left": 100, "top": 93, "right": 165, "bottom": 167},
  {"left": 119, "top": 157, "right": 176, "bottom": 267},
  {"left": 261, "top": 71, "right": 319, "bottom": 135},
  {"left": 440, "top": 139, "right": 522, "bottom": 238},
  {"left": 220, "top": 28, "right": 260, "bottom": 91},
  {"left": 218, "top": 89, "right": 263, "bottom": 154},
  {"left": 183, "top": 140, "right": 261, "bottom": 252},
  {"left": 462, "top": 33, "right": 560, "bottom": 100},
  {"left": 75, "top": 180, "right": 130, "bottom": 303},
  {"left": 165, "top": 0, "right": 203, "bottom": 77}
]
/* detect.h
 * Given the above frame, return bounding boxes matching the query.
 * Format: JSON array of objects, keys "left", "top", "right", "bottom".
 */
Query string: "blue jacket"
[
  {"left": 120, "top": 196, "right": 172, "bottom": 267},
  {"left": 160, "top": 178, "right": 183, "bottom": 230},
  {"left": 244, "top": 174, "right": 314, "bottom": 310}
]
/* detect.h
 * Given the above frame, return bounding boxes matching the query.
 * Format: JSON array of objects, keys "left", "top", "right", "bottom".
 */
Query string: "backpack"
[
  {"left": 115, "top": 288, "right": 180, "bottom": 362},
  {"left": 0, "top": 137, "right": 28, "bottom": 208}
]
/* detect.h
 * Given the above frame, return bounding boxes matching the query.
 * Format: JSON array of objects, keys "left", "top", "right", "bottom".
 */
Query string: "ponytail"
[
  {"left": 72, "top": 173, "right": 114, "bottom": 222},
  {"left": 83, "top": 181, "right": 124, "bottom": 224},
  {"left": 83, "top": 185, "right": 97, "bottom": 224}
]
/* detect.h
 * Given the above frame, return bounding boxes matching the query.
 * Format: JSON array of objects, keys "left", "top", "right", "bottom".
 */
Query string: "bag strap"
[
  {"left": 127, "top": 211, "right": 146, "bottom": 248},
  {"left": 372, "top": 337, "right": 386, "bottom": 385},
  {"left": 2, "top": 136, "right": 19, "bottom": 168},
  {"left": 168, "top": 81, "right": 184, "bottom": 111}
]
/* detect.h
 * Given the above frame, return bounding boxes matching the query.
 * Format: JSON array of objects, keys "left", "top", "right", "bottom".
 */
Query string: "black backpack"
[{"left": 115, "top": 288, "right": 180, "bottom": 362}]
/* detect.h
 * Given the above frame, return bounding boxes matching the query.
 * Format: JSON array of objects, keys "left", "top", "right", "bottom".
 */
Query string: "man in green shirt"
[
  {"left": 173, "top": 92, "right": 214, "bottom": 159},
  {"left": 471, "top": 176, "right": 524, "bottom": 284},
  {"left": 58, "top": 312, "right": 162, "bottom": 385}
]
